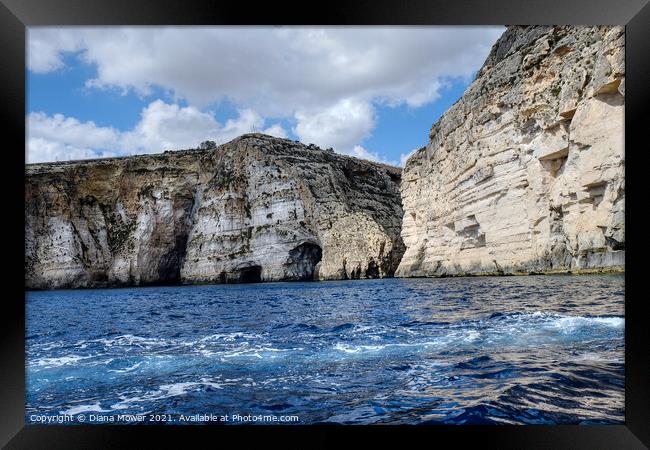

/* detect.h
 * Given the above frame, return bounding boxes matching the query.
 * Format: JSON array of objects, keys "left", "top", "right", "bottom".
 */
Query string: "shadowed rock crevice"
[{"left": 155, "top": 191, "right": 196, "bottom": 284}]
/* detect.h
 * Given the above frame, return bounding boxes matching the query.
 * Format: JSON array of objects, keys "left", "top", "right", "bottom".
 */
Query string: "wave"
[
  {"left": 329, "top": 312, "right": 623, "bottom": 358},
  {"left": 30, "top": 355, "right": 94, "bottom": 368},
  {"left": 61, "top": 402, "right": 113, "bottom": 415},
  {"left": 456, "top": 311, "right": 624, "bottom": 334},
  {"left": 333, "top": 343, "right": 387, "bottom": 354},
  {"left": 548, "top": 316, "right": 624, "bottom": 331},
  {"left": 219, "top": 346, "right": 304, "bottom": 359},
  {"left": 109, "top": 378, "right": 224, "bottom": 410},
  {"left": 28, "top": 313, "right": 623, "bottom": 371},
  {"left": 107, "top": 361, "right": 144, "bottom": 373}
]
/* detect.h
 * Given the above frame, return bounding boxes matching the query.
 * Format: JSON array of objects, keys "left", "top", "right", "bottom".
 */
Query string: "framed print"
[{"left": 2, "top": 0, "right": 649, "bottom": 447}]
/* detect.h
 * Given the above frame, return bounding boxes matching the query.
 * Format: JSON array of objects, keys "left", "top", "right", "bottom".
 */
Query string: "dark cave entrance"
[
  {"left": 154, "top": 191, "right": 195, "bottom": 285},
  {"left": 239, "top": 265, "right": 263, "bottom": 283},
  {"left": 365, "top": 259, "right": 380, "bottom": 278},
  {"left": 285, "top": 242, "right": 323, "bottom": 281}
]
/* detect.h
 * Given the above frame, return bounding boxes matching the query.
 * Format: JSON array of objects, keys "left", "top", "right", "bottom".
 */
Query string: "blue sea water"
[{"left": 26, "top": 274, "right": 625, "bottom": 425}]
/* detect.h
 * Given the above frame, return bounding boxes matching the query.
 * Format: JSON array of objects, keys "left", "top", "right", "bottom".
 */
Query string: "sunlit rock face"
[
  {"left": 397, "top": 26, "right": 624, "bottom": 277},
  {"left": 25, "top": 134, "right": 405, "bottom": 289}
]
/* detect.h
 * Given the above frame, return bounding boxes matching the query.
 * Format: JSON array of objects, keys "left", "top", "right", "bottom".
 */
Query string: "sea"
[{"left": 26, "top": 274, "right": 625, "bottom": 425}]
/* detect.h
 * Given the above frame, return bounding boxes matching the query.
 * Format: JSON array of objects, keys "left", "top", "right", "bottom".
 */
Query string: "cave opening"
[
  {"left": 285, "top": 242, "right": 323, "bottom": 281},
  {"left": 365, "top": 259, "right": 380, "bottom": 278},
  {"left": 239, "top": 265, "right": 263, "bottom": 283},
  {"left": 154, "top": 191, "right": 195, "bottom": 285}
]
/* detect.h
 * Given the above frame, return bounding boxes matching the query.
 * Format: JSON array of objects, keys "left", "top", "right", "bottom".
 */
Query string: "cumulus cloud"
[
  {"left": 27, "top": 26, "right": 504, "bottom": 163},
  {"left": 26, "top": 137, "right": 117, "bottom": 163},
  {"left": 27, "top": 101, "right": 289, "bottom": 163},
  {"left": 345, "top": 145, "right": 398, "bottom": 166},
  {"left": 27, "top": 28, "right": 85, "bottom": 73},
  {"left": 262, "top": 123, "right": 288, "bottom": 139},
  {"left": 29, "top": 27, "right": 502, "bottom": 110},
  {"left": 120, "top": 100, "right": 222, "bottom": 152},
  {"left": 399, "top": 148, "right": 422, "bottom": 167},
  {"left": 293, "top": 99, "right": 375, "bottom": 151},
  {"left": 28, "top": 112, "right": 120, "bottom": 149}
]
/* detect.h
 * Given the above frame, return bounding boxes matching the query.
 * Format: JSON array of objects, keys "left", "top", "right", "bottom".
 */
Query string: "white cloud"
[
  {"left": 262, "top": 123, "right": 288, "bottom": 139},
  {"left": 27, "top": 112, "right": 121, "bottom": 163},
  {"left": 28, "top": 112, "right": 120, "bottom": 149},
  {"left": 399, "top": 148, "right": 420, "bottom": 167},
  {"left": 27, "top": 28, "right": 84, "bottom": 73},
  {"left": 26, "top": 137, "right": 117, "bottom": 163},
  {"left": 27, "top": 101, "right": 289, "bottom": 163},
  {"left": 344, "top": 145, "right": 398, "bottom": 166},
  {"left": 293, "top": 99, "right": 375, "bottom": 151},
  {"left": 27, "top": 26, "right": 504, "bottom": 162},
  {"left": 121, "top": 100, "right": 222, "bottom": 152},
  {"left": 29, "top": 27, "right": 502, "bottom": 110},
  {"left": 219, "top": 109, "right": 263, "bottom": 139},
  {"left": 27, "top": 102, "right": 391, "bottom": 166}
]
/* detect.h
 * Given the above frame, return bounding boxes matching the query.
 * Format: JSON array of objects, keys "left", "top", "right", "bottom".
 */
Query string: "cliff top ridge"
[{"left": 26, "top": 133, "right": 401, "bottom": 174}]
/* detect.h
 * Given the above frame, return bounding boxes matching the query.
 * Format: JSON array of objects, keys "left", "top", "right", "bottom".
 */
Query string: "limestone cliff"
[
  {"left": 397, "top": 26, "right": 624, "bottom": 277},
  {"left": 26, "top": 134, "right": 405, "bottom": 289}
]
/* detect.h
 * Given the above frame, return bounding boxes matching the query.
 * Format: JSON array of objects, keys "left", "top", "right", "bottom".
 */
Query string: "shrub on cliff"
[{"left": 199, "top": 140, "right": 217, "bottom": 150}]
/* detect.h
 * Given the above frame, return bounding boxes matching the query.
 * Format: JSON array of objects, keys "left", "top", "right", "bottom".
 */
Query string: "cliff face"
[
  {"left": 397, "top": 26, "right": 624, "bottom": 277},
  {"left": 26, "top": 134, "right": 405, "bottom": 289}
]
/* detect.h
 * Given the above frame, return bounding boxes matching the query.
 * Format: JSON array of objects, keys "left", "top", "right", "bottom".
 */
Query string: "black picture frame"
[{"left": 2, "top": 0, "right": 648, "bottom": 447}]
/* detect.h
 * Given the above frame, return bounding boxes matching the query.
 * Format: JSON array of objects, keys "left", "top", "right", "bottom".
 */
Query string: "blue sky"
[{"left": 26, "top": 27, "right": 504, "bottom": 165}]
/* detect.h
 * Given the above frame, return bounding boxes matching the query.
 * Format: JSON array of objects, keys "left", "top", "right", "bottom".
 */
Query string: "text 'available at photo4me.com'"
[{"left": 29, "top": 413, "right": 301, "bottom": 424}]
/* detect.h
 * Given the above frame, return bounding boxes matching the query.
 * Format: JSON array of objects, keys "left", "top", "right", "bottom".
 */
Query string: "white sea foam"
[
  {"left": 222, "top": 350, "right": 263, "bottom": 359},
  {"left": 574, "top": 352, "right": 623, "bottom": 363},
  {"left": 31, "top": 355, "right": 89, "bottom": 368},
  {"left": 220, "top": 346, "right": 300, "bottom": 359},
  {"left": 463, "top": 330, "right": 481, "bottom": 342},
  {"left": 325, "top": 313, "right": 623, "bottom": 358},
  {"left": 335, "top": 343, "right": 369, "bottom": 354},
  {"left": 110, "top": 378, "right": 223, "bottom": 410},
  {"left": 61, "top": 402, "right": 112, "bottom": 415},
  {"left": 334, "top": 343, "right": 393, "bottom": 354},
  {"left": 108, "top": 361, "right": 144, "bottom": 373},
  {"left": 99, "top": 334, "right": 167, "bottom": 348},
  {"left": 30, "top": 341, "right": 66, "bottom": 352},
  {"left": 196, "top": 332, "right": 264, "bottom": 343},
  {"left": 542, "top": 315, "right": 624, "bottom": 333}
]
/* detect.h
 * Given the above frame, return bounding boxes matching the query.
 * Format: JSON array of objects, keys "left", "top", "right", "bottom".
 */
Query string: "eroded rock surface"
[
  {"left": 26, "top": 134, "right": 405, "bottom": 289},
  {"left": 397, "top": 26, "right": 624, "bottom": 277}
]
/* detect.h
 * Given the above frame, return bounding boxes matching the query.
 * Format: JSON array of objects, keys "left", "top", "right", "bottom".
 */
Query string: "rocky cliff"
[
  {"left": 26, "top": 134, "right": 405, "bottom": 289},
  {"left": 397, "top": 26, "right": 624, "bottom": 277}
]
